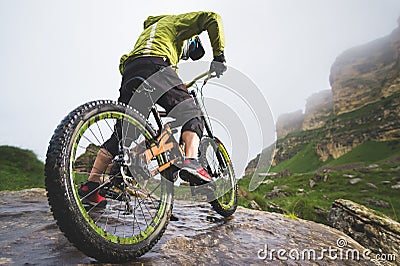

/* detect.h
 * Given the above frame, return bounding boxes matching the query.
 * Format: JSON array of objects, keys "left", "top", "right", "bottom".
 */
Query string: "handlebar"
[{"left": 185, "top": 71, "right": 215, "bottom": 89}]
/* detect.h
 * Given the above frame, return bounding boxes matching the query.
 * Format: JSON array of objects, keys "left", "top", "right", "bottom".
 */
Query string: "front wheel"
[
  {"left": 45, "top": 100, "right": 173, "bottom": 262},
  {"left": 199, "top": 137, "right": 237, "bottom": 217}
]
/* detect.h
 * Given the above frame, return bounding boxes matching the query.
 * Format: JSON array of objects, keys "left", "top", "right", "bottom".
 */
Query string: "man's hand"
[{"left": 210, "top": 53, "right": 227, "bottom": 78}]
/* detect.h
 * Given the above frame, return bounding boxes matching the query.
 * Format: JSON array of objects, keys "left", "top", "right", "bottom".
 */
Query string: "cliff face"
[
  {"left": 330, "top": 19, "right": 400, "bottom": 115},
  {"left": 276, "top": 90, "right": 333, "bottom": 139},
  {"left": 275, "top": 110, "right": 304, "bottom": 139},
  {"left": 273, "top": 92, "right": 400, "bottom": 165},
  {"left": 269, "top": 17, "right": 400, "bottom": 166},
  {"left": 302, "top": 90, "right": 333, "bottom": 131}
]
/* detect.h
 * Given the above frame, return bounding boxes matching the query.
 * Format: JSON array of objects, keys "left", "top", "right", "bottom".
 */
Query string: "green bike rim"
[
  {"left": 216, "top": 141, "right": 236, "bottom": 210},
  {"left": 69, "top": 111, "right": 168, "bottom": 244}
]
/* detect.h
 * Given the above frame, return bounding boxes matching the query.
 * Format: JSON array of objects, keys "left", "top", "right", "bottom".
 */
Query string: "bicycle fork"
[{"left": 189, "top": 89, "right": 228, "bottom": 171}]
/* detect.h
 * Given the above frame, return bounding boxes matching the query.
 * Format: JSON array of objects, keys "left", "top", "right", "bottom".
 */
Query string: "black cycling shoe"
[
  {"left": 179, "top": 158, "right": 212, "bottom": 185},
  {"left": 78, "top": 181, "right": 107, "bottom": 208}
]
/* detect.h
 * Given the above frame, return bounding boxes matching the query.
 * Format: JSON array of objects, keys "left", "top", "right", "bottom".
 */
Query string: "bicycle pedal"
[{"left": 172, "top": 170, "right": 180, "bottom": 182}]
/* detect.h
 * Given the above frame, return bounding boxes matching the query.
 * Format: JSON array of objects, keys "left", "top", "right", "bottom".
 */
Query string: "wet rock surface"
[{"left": 0, "top": 189, "right": 380, "bottom": 265}]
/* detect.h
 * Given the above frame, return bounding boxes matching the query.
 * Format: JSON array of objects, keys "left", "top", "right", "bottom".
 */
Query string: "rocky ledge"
[
  {"left": 0, "top": 189, "right": 388, "bottom": 265},
  {"left": 329, "top": 199, "right": 400, "bottom": 265}
]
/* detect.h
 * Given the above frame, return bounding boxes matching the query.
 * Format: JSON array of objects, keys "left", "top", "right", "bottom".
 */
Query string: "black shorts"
[{"left": 103, "top": 56, "right": 204, "bottom": 156}]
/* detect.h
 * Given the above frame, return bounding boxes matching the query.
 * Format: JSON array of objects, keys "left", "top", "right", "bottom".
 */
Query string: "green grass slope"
[
  {"left": 270, "top": 140, "right": 400, "bottom": 173},
  {"left": 328, "top": 140, "right": 400, "bottom": 166},
  {"left": 239, "top": 140, "right": 400, "bottom": 225},
  {"left": 239, "top": 165, "right": 400, "bottom": 224},
  {"left": 270, "top": 142, "right": 325, "bottom": 173},
  {"left": 0, "top": 146, "right": 44, "bottom": 190}
]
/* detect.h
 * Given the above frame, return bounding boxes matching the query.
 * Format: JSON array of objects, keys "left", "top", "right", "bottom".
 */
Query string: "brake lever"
[
  {"left": 210, "top": 73, "right": 218, "bottom": 78},
  {"left": 203, "top": 71, "right": 217, "bottom": 86}
]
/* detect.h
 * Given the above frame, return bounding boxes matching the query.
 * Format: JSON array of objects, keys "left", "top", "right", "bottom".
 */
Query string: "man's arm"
[{"left": 175, "top": 11, "right": 225, "bottom": 57}]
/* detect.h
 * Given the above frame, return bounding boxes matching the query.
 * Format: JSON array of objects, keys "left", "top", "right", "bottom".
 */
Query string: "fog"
[{"left": 1, "top": 0, "right": 399, "bottom": 175}]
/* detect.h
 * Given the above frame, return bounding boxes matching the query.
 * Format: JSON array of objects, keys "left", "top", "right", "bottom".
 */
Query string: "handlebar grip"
[{"left": 185, "top": 71, "right": 211, "bottom": 88}]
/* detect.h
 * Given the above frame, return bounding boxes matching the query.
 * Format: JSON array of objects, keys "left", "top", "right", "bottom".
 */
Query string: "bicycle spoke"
[
  {"left": 137, "top": 198, "right": 149, "bottom": 228},
  {"left": 131, "top": 183, "right": 161, "bottom": 212},
  {"left": 105, "top": 118, "right": 121, "bottom": 144},
  {"left": 114, "top": 195, "right": 124, "bottom": 235},
  {"left": 96, "top": 191, "right": 125, "bottom": 229},
  {"left": 81, "top": 134, "right": 99, "bottom": 148},
  {"left": 77, "top": 144, "right": 99, "bottom": 154},
  {"left": 133, "top": 193, "right": 140, "bottom": 234},
  {"left": 96, "top": 122, "right": 106, "bottom": 143},
  {"left": 88, "top": 127, "right": 103, "bottom": 146}
]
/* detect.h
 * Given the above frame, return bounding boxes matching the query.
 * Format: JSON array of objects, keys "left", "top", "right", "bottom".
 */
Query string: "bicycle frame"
[
  {"left": 187, "top": 72, "right": 215, "bottom": 139},
  {"left": 135, "top": 70, "right": 224, "bottom": 176}
]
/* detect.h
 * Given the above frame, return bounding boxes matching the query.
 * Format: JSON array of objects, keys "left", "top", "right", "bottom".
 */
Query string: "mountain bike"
[{"left": 44, "top": 70, "right": 237, "bottom": 262}]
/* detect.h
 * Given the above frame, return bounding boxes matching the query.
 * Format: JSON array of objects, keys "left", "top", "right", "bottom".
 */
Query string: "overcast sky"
[{"left": 1, "top": 0, "right": 400, "bottom": 168}]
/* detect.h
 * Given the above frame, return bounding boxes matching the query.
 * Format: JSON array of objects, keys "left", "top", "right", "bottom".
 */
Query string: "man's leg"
[
  {"left": 88, "top": 148, "right": 113, "bottom": 183},
  {"left": 181, "top": 130, "right": 200, "bottom": 159},
  {"left": 156, "top": 88, "right": 211, "bottom": 183},
  {"left": 78, "top": 148, "right": 111, "bottom": 207},
  {"left": 78, "top": 144, "right": 115, "bottom": 206},
  {"left": 78, "top": 80, "right": 132, "bottom": 205},
  {"left": 86, "top": 117, "right": 124, "bottom": 183},
  {"left": 179, "top": 119, "right": 212, "bottom": 183},
  {"left": 149, "top": 64, "right": 211, "bottom": 182}
]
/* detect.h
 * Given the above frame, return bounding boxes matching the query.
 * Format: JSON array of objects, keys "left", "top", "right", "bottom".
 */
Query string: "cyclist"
[{"left": 79, "top": 11, "right": 227, "bottom": 206}]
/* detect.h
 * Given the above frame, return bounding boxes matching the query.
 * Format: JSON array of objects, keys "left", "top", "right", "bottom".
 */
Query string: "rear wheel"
[
  {"left": 199, "top": 137, "right": 237, "bottom": 217},
  {"left": 45, "top": 100, "right": 173, "bottom": 262}
]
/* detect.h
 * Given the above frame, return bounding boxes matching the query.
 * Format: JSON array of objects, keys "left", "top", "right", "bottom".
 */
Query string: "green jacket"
[{"left": 119, "top": 11, "right": 225, "bottom": 73}]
